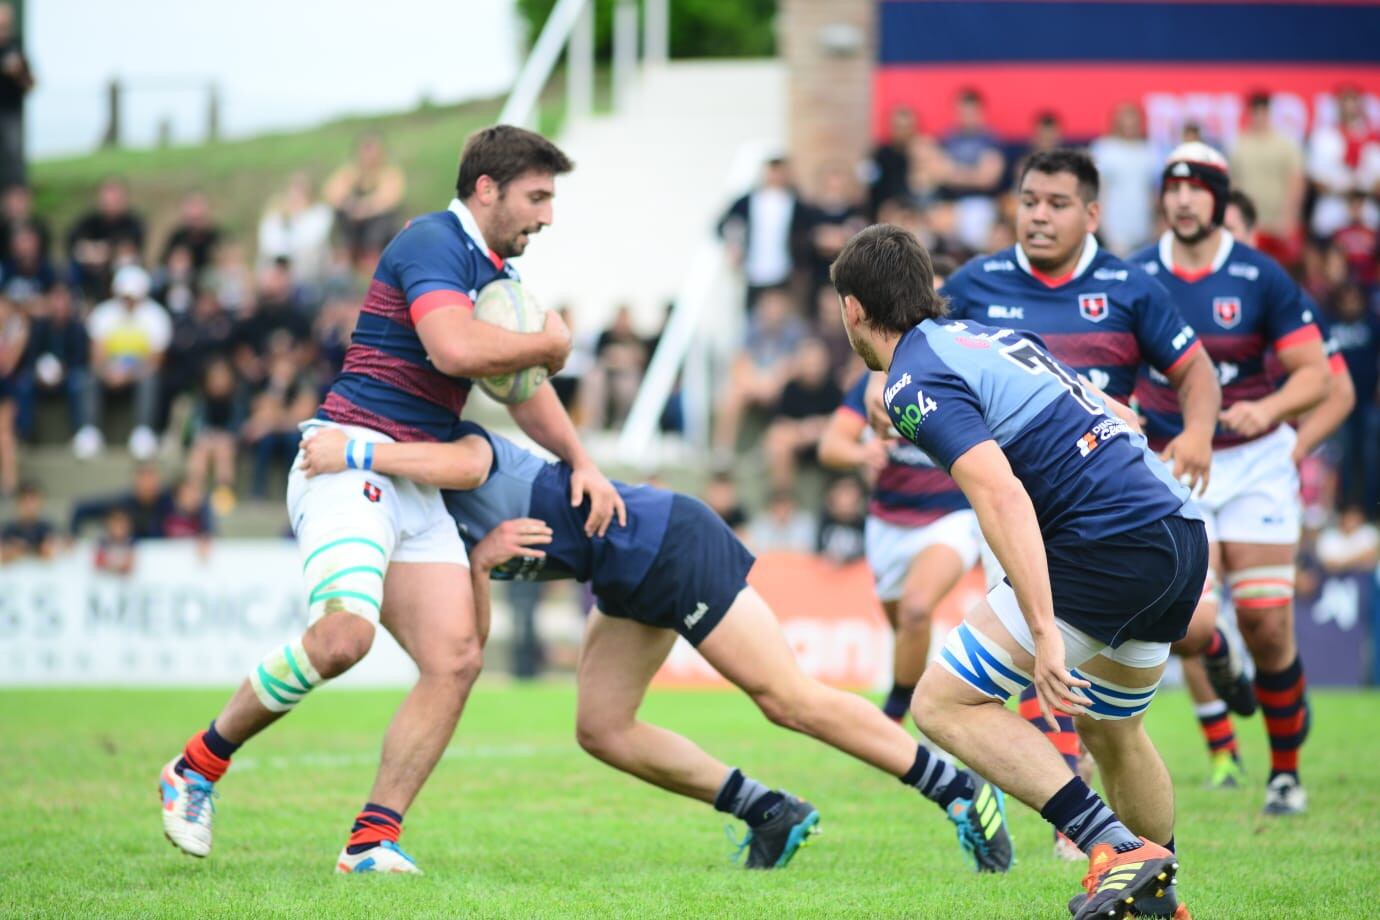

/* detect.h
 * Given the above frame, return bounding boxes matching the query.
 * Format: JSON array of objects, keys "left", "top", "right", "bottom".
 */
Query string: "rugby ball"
[{"left": 472, "top": 279, "right": 548, "bottom": 404}]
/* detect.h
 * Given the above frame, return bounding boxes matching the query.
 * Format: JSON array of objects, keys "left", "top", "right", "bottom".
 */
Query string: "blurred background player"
[
  {"left": 157, "top": 125, "right": 627, "bottom": 874},
  {"left": 1132, "top": 143, "right": 1330, "bottom": 816},
  {"left": 835, "top": 225, "right": 1203, "bottom": 920},
  {"left": 298, "top": 422, "right": 1016, "bottom": 875},
  {"left": 942, "top": 147, "right": 1220, "bottom": 856}
]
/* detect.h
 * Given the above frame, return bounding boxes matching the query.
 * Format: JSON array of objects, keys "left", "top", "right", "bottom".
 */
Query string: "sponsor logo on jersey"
[
  {"left": 1227, "top": 263, "right": 1259, "bottom": 281},
  {"left": 1076, "top": 416, "right": 1131, "bottom": 456},
  {"left": 1172, "top": 325, "right": 1195, "bottom": 351},
  {"left": 1217, "top": 361, "right": 1239, "bottom": 386},
  {"left": 1093, "top": 267, "right": 1128, "bottom": 282},
  {"left": 684, "top": 601, "right": 709, "bottom": 630},
  {"left": 1088, "top": 368, "right": 1111, "bottom": 392},
  {"left": 983, "top": 259, "right": 1016, "bottom": 272},
  {"left": 988, "top": 304, "right": 1024, "bottom": 320},
  {"left": 884, "top": 372, "right": 911, "bottom": 407},
  {"left": 892, "top": 390, "right": 937, "bottom": 440},
  {"left": 1143, "top": 261, "right": 1161, "bottom": 276},
  {"left": 1079, "top": 293, "right": 1110, "bottom": 323},
  {"left": 1213, "top": 297, "right": 1242, "bottom": 328},
  {"left": 363, "top": 482, "right": 382, "bottom": 503}
]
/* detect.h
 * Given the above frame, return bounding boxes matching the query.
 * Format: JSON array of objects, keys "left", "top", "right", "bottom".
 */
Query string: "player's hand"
[
  {"left": 571, "top": 462, "right": 627, "bottom": 538},
  {"left": 1031, "top": 630, "right": 1091, "bottom": 729},
  {"left": 860, "top": 436, "right": 891, "bottom": 483},
  {"left": 1219, "top": 400, "right": 1275, "bottom": 439},
  {"left": 1159, "top": 429, "right": 1212, "bottom": 496},
  {"left": 540, "top": 310, "right": 572, "bottom": 376},
  {"left": 864, "top": 373, "right": 892, "bottom": 438},
  {"left": 472, "top": 517, "right": 551, "bottom": 573},
  {"left": 298, "top": 427, "right": 349, "bottom": 477}
]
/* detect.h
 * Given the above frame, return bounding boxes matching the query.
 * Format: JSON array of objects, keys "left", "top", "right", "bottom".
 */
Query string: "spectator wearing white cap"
[{"left": 78, "top": 264, "right": 172, "bottom": 459}]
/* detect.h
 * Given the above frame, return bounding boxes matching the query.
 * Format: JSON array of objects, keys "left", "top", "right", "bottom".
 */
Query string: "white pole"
[
  {"left": 499, "top": 0, "right": 589, "bottom": 128},
  {"left": 567, "top": 0, "right": 594, "bottom": 121},
  {"left": 643, "top": 0, "right": 669, "bottom": 66},
  {"left": 612, "top": 0, "right": 638, "bottom": 113}
]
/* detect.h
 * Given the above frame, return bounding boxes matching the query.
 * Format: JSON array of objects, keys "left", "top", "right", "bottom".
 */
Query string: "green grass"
[{"left": 2, "top": 686, "right": 1377, "bottom": 918}]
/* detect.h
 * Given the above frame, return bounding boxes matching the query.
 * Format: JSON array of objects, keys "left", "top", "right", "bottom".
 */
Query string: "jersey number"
[{"left": 999, "top": 339, "right": 1102, "bottom": 415}]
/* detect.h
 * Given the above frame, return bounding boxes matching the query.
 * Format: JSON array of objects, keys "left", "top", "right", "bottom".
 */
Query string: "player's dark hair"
[
  {"left": 1228, "top": 190, "right": 1257, "bottom": 232},
  {"left": 931, "top": 253, "right": 957, "bottom": 284},
  {"left": 1020, "top": 148, "right": 1100, "bottom": 204},
  {"left": 830, "top": 224, "right": 948, "bottom": 335},
  {"left": 1247, "top": 91, "right": 1271, "bottom": 110},
  {"left": 456, "top": 125, "right": 574, "bottom": 199}
]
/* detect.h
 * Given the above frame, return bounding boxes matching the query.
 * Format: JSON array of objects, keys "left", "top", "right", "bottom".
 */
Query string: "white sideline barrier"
[{"left": 1, "top": 540, "right": 418, "bottom": 687}]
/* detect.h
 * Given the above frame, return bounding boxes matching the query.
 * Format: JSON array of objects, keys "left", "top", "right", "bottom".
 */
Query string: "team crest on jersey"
[
  {"left": 1213, "top": 297, "right": 1242, "bottom": 328},
  {"left": 363, "top": 482, "right": 382, "bottom": 503},
  {"left": 1078, "top": 293, "right": 1110, "bottom": 323}
]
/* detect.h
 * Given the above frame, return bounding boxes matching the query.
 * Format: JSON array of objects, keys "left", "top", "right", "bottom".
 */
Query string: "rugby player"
[
  {"left": 158, "top": 126, "right": 626, "bottom": 873},
  {"left": 1132, "top": 144, "right": 1330, "bottom": 816},
  {"left": 836, "top": 224, "right": 1205, "bottom": 919},
  {"left": 296, "top": 424, "right": 1016, "bottom": 873},
  {"left": 941, "top": 148, "right": 1221, "bottom": 853}
]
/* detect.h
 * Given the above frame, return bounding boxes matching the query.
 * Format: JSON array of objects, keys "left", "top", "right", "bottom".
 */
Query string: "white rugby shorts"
[
  {"left": 1196, "top": 425, "right": 1301, "bottom": 546},
  {"left": 865, "top": 510, "right": 981, "bottom": 603}
]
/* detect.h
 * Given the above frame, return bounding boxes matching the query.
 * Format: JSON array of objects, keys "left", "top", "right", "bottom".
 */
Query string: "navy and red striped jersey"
[
  {"left": 837, "top": 372, "right": 970, "bottom": 527},
  {"left": 317, "top": 200, "right": 517, "bottom": 442},
  {"left": 944, "top": 236, "right": 1201, "bottom": 402},
  {"left": 1132, "top": 232, "right": 1320, "bottom": 451}
]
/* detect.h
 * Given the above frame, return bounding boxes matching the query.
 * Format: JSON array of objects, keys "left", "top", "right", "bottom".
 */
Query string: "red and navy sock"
[
  {"left": 1194, "top": 700, "right": 1239, "bottom": 760},
  {"left": 1204, "top": 627, "right": 1229, "bottom": 662},
  {"left": 1018, "top": 685, "right": 1079, "bottom": 773},
  {"left": 346, "top": 802, "right": 404, "bottom": 854},
  {"left": 1255, "top": 655, "right": 1308, "bottom": 781},
  {"left": 881, "top": 682, "right": 915, "bottom": 721},
  {"left": 175, "top": 721, "right": 239, "bottom": 782}
]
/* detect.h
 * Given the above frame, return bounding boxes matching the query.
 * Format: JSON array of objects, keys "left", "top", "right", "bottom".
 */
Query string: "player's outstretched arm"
[
  {"left": 818, "top": 408, "right": 888, "bottom": 475},
  {"left": 949, "top": 440, "right": 1090, "bottom": 727},
  {"left": 297, "top": 427, "right": 493, "bottom": 490},
  {"left": 416, "top": 306, "right": 571, "bottom": 378},
  {"left": 1159, "top": 346, "right": 1219, "bottom": 494},
  {"left": 507, "top": 384, "right": 627, "bottom": 537},
  {"left": 1292, "top": 362, "right": 1355, "bottom": 463}
]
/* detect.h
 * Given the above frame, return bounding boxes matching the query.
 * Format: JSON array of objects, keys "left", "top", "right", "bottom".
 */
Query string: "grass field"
[{"left": 3, "top": 685, "right": 1377, "bottom": 918}]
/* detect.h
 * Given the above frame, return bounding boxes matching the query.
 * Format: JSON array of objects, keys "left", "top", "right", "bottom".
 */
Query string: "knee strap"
[
  {"left": 250, "top": 639, "right": 325, "bottom": 713},
  {"left": 1070, "top": 669, "right": 1160, "bottom": 721},
  {"left": 1228, "top": 565, "right": 1295, "bottom": 610},
  {"left": 938, "top": 623, "right": 1032, "bottom": 702},
  {"left": 301, "top": 533, "right": 389, "bottom": 625}
]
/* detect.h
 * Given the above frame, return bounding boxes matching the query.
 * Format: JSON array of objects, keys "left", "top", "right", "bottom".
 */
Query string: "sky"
[{"left": 26, "top": 0, "right": 523, "bottom": 158}]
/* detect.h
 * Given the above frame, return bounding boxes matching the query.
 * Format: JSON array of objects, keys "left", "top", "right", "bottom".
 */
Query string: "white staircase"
[{"left": 513, "top": 59, "right": 786, "bottom": 335}]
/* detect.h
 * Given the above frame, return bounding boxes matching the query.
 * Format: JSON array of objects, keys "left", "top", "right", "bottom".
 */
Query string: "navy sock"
[
  {"left": 203, "top": 721, "right": 241, "bottom": 760},
  {"left": 714, "top": 768, "right": 781, "bottom": 828},
  {"left": 882, "top": 682, "right": 915, "bottom": 720},
  {"left": 1040, "top": 777, "right": 1141, "bottom": 854},
  {"left": 900, "top": 746, "right": 972, "bottom": 810},
  {"left": 1164, "top": 835, "right": 1175, "bottom": 854}
]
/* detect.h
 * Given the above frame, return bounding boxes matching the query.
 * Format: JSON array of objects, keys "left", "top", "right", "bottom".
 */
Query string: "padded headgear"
[{"left": 1162, "top": 141, "right": 1231, "bottom": 226}]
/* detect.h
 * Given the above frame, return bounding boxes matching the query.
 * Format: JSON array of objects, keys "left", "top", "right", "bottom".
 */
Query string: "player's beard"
[
  {"left": 1169, "top": 215, "right": 1214, "bottom": 246},
  {"left": 848, "top": 328, "right": 885, "bottom": 371}
]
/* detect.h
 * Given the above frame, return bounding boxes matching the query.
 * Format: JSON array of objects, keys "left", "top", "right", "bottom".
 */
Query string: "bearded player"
[{"left": 158, "top": 126, "right": 626, "bottom": 873}]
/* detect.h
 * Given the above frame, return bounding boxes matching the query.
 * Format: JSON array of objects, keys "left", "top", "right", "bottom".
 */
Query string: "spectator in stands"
[
  {"left": 1317, "top": 505, "right": 1379, "bottom": 572},
  {"left": 748, "top": 488, "right": 815, "bottom": 554},
  {"left": 231, "top": 258, "right": 311, "bottom": 386},
  {"left": 2, "top": 220, "right": 53, "bottom": 305},
  {"left": 763, "top": 337, "right": 842, "bottom": 492},
  {"left": 1, "top": 479, "right": 58, "bottom": 561},
  {"left": 160, "top": 190, "right": 221, "bottom": 274},
  {"left": 1011, "top": 111, "right": 1065, "bottom": 199},
  {"left": 165, "top": 288, "right": 235, "bottom": 405},
  {"left": 16, "top": 282, "right": 88, "bottom": 444},
  {"left": 799, "top": 162, "right": 867, "bottom": 303},
  {"left": 1308, "top": 85, "right": 1380, "bottom": 239},
  {"left": 66, "top": 178, "right": 145, "bottom": 301},
  {"left": 1329, "top": 281, "right": 1380, "bottom": 512},
  {"left": 1230, "top": 92, "right": 1305, "bottom": 264},
  {"left": 241, "top": 332, "right": 318, "bottom": 499},
  {"left": 81, "top": 265, "right": 171, "bottom": 460},
  {"left": 185, "top": 355, "right": 242, "bottom": 515},
  {"left": 864, "top": 105, "right": 918, "bottom": 218},
  {"left": 1090, "top": 101, "right": 1158, "bottom": 255},
  {"left": 70, "top": 461, "right": 164, "bottom": 538},
  {"left": 0, "top": 3, "right": 32, "bottom": 188},
  {"left": 258, "top": 172, "right": 334, "bottom": 292},
  {"left": 205, "top": 239, "right": 254, "bottom": 315},
  {"left": 150, "top": 244, "right": 197, "bottom": 316},
  {"left": 717, "top": 156, "right": 802, "bottom": 310},
  {"left": 712, "top": 286, "right": 807, "bottom": 456},
  {"left": 0, "top": 184, "right": 48, "bottom": 262},
  {"left": 1331, "top": 190, "right": 1378, "bottom": 285},
  {"left": 93, "top": 507, "right": 135, "bottom": 575},
  {"left": 0, "top": 292, "right": 26, "bottom": 496},
  {"left": 702, "top": 470, "right": 748, "bottom": 539},
  {"left": 324, "top": 133, "right": 405, "bottom": 270},
  {"left": 815, "top": 474, "right": 866, "bottom": 565},
  {"left": 159, "top": 476, "right": 214, "bottom": 542},
  {"left": 940, "top": 87, "right": 1005, "bottom": 251},
  {"left": 312, "top": 294, "right": 358, "bottom": 378},
  {"left": 578, "top": 305, "right": 647, "bottom": 430}
]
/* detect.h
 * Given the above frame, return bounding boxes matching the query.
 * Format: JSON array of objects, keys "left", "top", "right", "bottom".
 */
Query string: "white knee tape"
[
  {"left": 938, "top": 623, "right": 1033, "bottom": 702},
  {"left": 250, "top": 639, "right": 325, "bottom": 713},
  {"left": 300, "top": 529, "right": 390, "bottom": 625},
  {"left": 1227, "top": 565, "right": 1295, "bottom": 610},
  {"left": 1069, "top": 670, "right": 1160, "bottom": 721}
]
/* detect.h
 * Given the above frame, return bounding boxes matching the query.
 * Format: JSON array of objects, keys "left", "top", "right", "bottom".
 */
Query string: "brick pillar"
[{"left": 780, "top": 0, "right": 876, "bottom": 201}]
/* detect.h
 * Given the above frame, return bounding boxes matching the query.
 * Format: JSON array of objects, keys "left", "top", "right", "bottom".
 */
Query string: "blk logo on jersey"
[
  {"left": 363, "top": 482, "right": 382, "bottom": 503},
  {"left": 1078, "top": 293, "right": 1110, "bottom": 323},
  {"left": 1213, "top": 297, "right": 1242, "bottom": 328}
]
